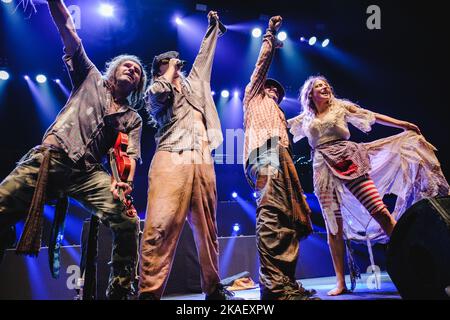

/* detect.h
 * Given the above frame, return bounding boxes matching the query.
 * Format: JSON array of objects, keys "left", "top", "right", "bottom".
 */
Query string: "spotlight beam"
[
  {"left": 252, "top": 27, "right": 262, "bottom": 38},
  {"left": 99, "top": 3, "right": 114, "bottom": 17},
  {"left": 309, "top": 36, "right": 317, "bottom": 46},
  {"left": 277, "top": 31, "right": 287, "bottom": 41},
  {"left": 0, "top": 70, "right": 10, "bottom": 80},
  {"left": 221, "top": 90, "right": 230, "bottom": 98}
]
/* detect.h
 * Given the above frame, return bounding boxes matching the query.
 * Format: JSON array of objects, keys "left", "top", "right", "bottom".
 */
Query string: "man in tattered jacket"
[{"left": 139, "top": 11, "right": 239, "bottom": 300}]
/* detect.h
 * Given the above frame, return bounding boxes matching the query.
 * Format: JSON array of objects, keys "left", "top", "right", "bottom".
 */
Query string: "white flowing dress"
[{"left": 288, "top": 101, "right": 450, "bottom": 243}]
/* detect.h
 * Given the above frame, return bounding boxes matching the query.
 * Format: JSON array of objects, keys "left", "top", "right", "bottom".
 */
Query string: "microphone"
[
  {"left": 217, "top": 20, "right": 227, "bottom": 35},
  {"left": 159, "top": 58, "right": 186, "bottom": 69},
  {"left": 210, "top": 16, "right": 227, "bottom": 35},
  {"left": 177, "top": 60, "right": 187, "bottom": 68}
]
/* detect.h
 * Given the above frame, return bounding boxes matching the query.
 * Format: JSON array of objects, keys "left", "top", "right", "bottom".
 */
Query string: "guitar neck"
[{"left": 109, "top": 151, "right": 125, "bottom": 202}]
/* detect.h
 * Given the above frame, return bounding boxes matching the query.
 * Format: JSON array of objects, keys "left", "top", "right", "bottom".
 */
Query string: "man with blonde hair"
[{"left": 0, "top": 0, "right": 147, "bottom": 300}]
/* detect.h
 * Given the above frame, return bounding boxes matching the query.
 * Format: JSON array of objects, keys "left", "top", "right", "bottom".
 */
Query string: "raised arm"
[
  {"left": 243, "top": 16, "right": 283, "bottom": 106},
  {"left": 47, "top": 0, "right": 81, "bottom": 55},
  {"left": 188, "top": 11, "right": 224, "bottom": 82},
  {"left": 345, "top": 103, "right": 421, "bottom": 135},
  {"left": 47, "top": 1, "right": 94, "bottom": 89},
  {"left": 374, "top": 112, "right": 421, "bottom": 134}
]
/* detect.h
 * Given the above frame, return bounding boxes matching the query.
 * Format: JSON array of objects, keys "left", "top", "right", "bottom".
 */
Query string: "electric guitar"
[
  {"left": 109, "top": 132, "right": 137, "bottom": 217},
  {"left": 76, "top": 132, "right": 137, "bottom": 300}
]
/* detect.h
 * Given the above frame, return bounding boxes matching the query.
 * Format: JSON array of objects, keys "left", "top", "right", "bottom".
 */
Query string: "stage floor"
[{"left": 163, "top": 272, "right": 400, "bottom": 300}]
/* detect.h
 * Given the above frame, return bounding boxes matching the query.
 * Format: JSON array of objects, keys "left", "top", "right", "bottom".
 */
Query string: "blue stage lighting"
[
  {"left": 36, "top": 74, "right": 47, "bottom": 84},
  {"left": 99, "top": 4, "right": 114, "bottom": 17},
  {"left": 55, "top": 79, "right": 61, "bottom": 84},
  {"left": 232, "top": 192, "right": 238, "bottom": 199},
  {"left": 175, "top": 16, "right": 183, "bottom": 25},
  {"left": 211, "top": 91, "right": 216, "bottom": 96},
  {"left": 221, "top": 90, "right": 230, "bottom": 98},
  {"left": 233, "top": 223, "right": 240, "bottom": 233},
  {"left": 277, "top": 31, "right": 287, "bottom": 41},
  {"left": 195, "top": 4, "right": 207, "bottom": 12},
  {"left": 24, "top": 75, "right": 30, "bottom": 81},
  {"left": 322, "top": 39, "right": 330, "bottom": 47},
  {"left": 253, "top": 192, "right": 258, "bottom": 199},
  {"left": 309, "top": 37, "right": 317, "bottom": 46},
  {"left": 233, "top": 90, "right": 239, "bottom": 98},
  {"left": 300, "top": 37, "right": 306, "bottom": 42},
  {"left": 2, "top": 0, "right": 13, "bottom": 3},
  {"left": 252, "top": 28, "right": 262, "bottom": 38},
  {"left": 0, "top": 70, "right": 9, "bottom": 81}
]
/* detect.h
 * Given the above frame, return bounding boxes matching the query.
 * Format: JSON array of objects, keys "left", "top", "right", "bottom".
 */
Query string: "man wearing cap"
[
  {"left": 243, "top": 15, "right": 317, "bottom": 300},
  {"left": 139, "top": 11, "right": 239, "bottom": 300}
]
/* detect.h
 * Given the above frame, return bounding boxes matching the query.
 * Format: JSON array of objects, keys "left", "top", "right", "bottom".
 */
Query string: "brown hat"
[{"left": 265, "top": 78, "right": 285, "bottom": 104}]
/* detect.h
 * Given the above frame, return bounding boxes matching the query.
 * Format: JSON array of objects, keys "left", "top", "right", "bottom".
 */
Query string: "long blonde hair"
[{"left": 298, "top": 75, "right": 336, "bottom": 114}]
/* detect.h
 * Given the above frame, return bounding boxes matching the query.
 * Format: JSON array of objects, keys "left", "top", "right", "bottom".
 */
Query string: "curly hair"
[
  {"left": 103, "top": 54, "right": 148, "bottom": 110},
  {"left": 298, "top": 75, "right": 336, "bottom": 114}
]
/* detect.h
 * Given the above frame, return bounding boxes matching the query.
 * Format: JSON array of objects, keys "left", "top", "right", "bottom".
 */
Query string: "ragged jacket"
[
  {"left": 43, "top": 43, "right": 143, "bottom": 168},
  {"left": 147, "top": 20, "right": 224, "bottom": 153}
]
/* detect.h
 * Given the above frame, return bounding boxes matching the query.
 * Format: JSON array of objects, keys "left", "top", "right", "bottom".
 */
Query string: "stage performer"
[
  {"left": 288, "top": 75, "right": 450, "bottom": 295},
  {"left": 0, "top": 0, "right": 147, "bottom": 300},
  {"left": 242, "top": 15, "right": 318, "bottom": 300},
  {"left": 139, "top": 11, "right": 239, "bottom": 300}
]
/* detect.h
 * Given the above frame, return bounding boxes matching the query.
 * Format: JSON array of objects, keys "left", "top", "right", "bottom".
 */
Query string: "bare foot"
[{"left": 327, "top": 286, "right": 349, "bottom": 296}]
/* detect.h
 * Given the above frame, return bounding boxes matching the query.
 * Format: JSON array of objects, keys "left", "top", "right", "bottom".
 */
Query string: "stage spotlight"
[
  {"left": 253, "top": 192, "right": 258, "bottom": 199},
  {"left": 252, "top": 27, "right": 262, "bottom": 38},
  {"left": 99, "top": 4, "right": 114, "bottom": 17},
  {"left": 211, "top": 91, "right": 216, "bottom": 96},
  {"left": 1, "top": 0, "right": 13, "bottom": 3},
  {"left": 309, "top": 36, "right": 317, "bottom": 46},
  {"left": 233, "top": 90, "right": 239, "bottom": 98},
  {"left": 36, "top": 74, "right": 47, "bottom": 84},
  {"left": 24, "top": 75, "right": 30, "bottom": 80},
  {"left": 322, "top": 39, "right": 330, "bottom": 47},
  {"left": 54, "top": 78, "right": 70, "bottom": 97},
  {"left": 233, "top": 223, "right": 240, "bottom": 233},
  {"left": 221, "top": 90, "right": 230, "bottom": 98},
  {"left": 231, "top": 192, "right": 238, "bottom": 199},
  {"left": 0, "top": 70, "right": 9, "bottom": 81},
  {"left": 300, "top": 37, "right": 306, "bottom": 42},
  {"left": 175, "top": 16, "right": 183, "bottom": 25},
  {"left": 277, "top": 31, "right": 287, "bottom": 41}
]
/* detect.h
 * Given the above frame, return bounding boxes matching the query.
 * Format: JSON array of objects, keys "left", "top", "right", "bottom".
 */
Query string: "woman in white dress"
[{"left": 288, "top": 76, "right": 449, "bottom": 296}]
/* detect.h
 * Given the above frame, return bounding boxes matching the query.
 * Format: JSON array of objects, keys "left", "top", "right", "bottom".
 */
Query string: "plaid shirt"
[{"left": 243, "top": 29, "right": 290, "bottom": 167}]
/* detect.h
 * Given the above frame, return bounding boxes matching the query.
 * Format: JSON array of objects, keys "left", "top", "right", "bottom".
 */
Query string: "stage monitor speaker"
[{"left": 386, "top": 196, "right": 450, "bottom": 300}]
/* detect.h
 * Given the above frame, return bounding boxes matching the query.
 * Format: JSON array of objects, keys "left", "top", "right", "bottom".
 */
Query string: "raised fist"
[
  {"left": 208, "top": 11, "right": 219, "bottom": 24},
  {"left": 269, "top": 15, "right": 283, "bottom": 32}
]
